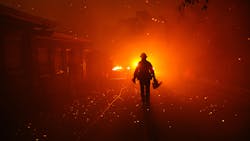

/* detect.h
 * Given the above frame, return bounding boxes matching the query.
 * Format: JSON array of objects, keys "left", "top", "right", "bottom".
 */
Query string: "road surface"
[{"left": 10, "top": 79, "right": 250, "bottom": 141}]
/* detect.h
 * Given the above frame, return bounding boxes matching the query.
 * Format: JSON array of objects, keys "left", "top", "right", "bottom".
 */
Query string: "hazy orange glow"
[
  {"left": 110, "top": 38, "right": 178, "bottom": 83},
  {"left": 107, "top": 26, "right": 213, "bottom": 85},
  {"left": 131, "top": 58, "right": 140, "bottom": 69}
]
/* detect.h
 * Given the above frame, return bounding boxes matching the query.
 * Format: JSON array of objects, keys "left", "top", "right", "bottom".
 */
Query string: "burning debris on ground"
[{"left": 10, "top": 80, "right": 249, "bottom": 140}]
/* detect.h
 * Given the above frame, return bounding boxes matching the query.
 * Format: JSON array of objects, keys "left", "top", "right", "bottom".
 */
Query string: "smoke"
[{"left": 1, "top": 0, "right": 249, "bottom": 87}]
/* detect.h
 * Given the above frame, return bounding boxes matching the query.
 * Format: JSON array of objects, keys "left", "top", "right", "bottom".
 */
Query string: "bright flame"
[
  {"left": 131, "top": 58, "right": 140, "bottom": 69},
  {"left": 112, "top": 66, "right": 123, "bottom": 71},
  {"left": 110, "top": 39, "right": 178, "bottom": 82}
]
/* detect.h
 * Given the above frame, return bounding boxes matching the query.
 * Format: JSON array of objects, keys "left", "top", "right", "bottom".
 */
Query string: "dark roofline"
[
  {"left": 35, "top": 32, "right": 91, "bottom": 44},
  {"left": 0, "top": 4, "right": 55, "bottom": 29},
  {"left": 0, "top": 4, "right": 91, "bottom": 43}
]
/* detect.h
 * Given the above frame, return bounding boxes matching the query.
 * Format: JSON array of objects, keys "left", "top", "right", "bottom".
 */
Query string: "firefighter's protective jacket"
[{"left": 134, "top": 60, "right": 155, "bottom": 81}]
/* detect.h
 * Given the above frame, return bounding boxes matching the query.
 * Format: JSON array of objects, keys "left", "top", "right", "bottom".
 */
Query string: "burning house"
[{"left": 0, "top": 4, "right": 94, "bottom": 113}]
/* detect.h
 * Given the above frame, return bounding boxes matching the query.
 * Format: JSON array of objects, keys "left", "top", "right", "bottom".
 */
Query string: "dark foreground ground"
[{"left": 2, "top": 78, "right": 250, "bottom": 141}]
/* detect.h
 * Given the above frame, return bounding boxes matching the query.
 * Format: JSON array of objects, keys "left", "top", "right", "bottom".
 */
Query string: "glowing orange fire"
[{"left": 112, "top": 66, "right": 123, "bottom": 71}]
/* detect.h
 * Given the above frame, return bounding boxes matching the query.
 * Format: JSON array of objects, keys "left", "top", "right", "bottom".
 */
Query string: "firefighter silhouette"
[{"left": 132, "top": 53, "right": 160, "bottom": 107}]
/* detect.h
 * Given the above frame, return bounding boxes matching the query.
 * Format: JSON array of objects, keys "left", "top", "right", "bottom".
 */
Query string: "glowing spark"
[
  {"left": 86, "top": 118, "right": 90, "bottom": 122},
  {"left": 162, "top": 108, "right": 166, "bottom": 112},
  {"left": 43, "top": 134, "right": 47, "bottom": 138}
]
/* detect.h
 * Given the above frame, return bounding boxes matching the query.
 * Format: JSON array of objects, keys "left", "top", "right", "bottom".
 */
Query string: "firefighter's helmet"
[{"left": 140, "top": 52, "right": 147, "bottom": 59}]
